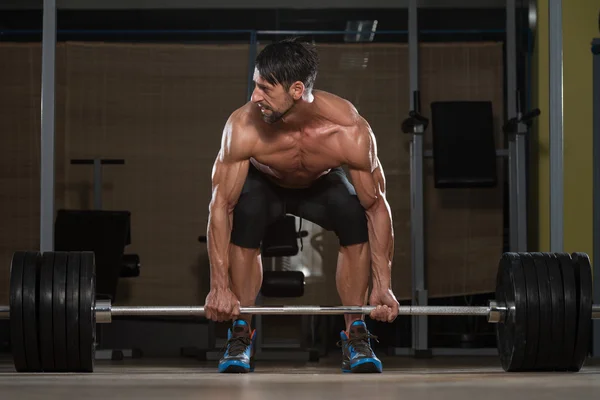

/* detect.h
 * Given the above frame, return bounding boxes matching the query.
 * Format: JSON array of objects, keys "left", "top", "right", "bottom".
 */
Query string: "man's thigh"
[
  {"left": 291, "top": 168, "right": 369, "bottom": 246},
  {"left": 230, "top": 165, "right": 285, "bottom": 248}
]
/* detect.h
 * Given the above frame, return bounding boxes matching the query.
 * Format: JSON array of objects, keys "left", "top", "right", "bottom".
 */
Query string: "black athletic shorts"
[{"left": 230, "top": 163, "right": 369, "bottom": 248}]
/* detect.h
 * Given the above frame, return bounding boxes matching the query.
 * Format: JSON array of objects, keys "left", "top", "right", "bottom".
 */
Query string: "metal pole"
[
  {"left": 515, "top": 112, "right": 529, "bottom": 250},
  {"left": 507, "top": 0, "right": 528, "bottom": 252},
  {"left": 2, "top": 303, "right": 600, "bottom": 323},
  {"left": 549, "top": 0, "right": 564, "bottom": 251},
  {"left": 40, "top": 0, "right": 56, "bottom": 252},
  {"left": 109, "top": 305, "right": 492, "bottom": 317},
  {"left": 0, "top": 304, "right": 494, "bottom": 321},
  {"left": 247, "top": 30, "right": 257, "bottom": 101},
  {"left": 592, "top": 38, "right": 600, "bottom": 358},
  {"left": 507, "top": 0, "right": 519, "bottom": 252},
  {"left": 408, "top": 0, "right": 428, "bottom": 356}
]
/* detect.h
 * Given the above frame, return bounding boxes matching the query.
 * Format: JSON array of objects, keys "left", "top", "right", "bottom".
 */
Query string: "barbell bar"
[
  {"left": 2, "top": 300, "right": 599, "bottom": 326},
  {"left": 100, "top": 301, "right": 600, "bottom": 321},
  {"left": 0, "top": 301, "right": 504, "bottom": 322},
  {"left": 91, "top": 301, "right": 504, "bottom": 322},
  {"left": 1, "top": 250, "right": 598, "bottom": 374}
]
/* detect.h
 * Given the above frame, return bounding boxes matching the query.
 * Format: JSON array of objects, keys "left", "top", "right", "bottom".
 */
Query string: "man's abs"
[{"left": 250, "top": 157, "right": 333, "bottom": 189}]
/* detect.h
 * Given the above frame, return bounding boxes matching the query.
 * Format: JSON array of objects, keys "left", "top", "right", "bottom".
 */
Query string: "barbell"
[{"left": 0, "top": 250, "right": 598, "bottom": 373}]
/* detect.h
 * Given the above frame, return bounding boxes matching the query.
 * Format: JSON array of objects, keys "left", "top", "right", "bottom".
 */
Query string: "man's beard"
[
  {"left": 262, "top": 108, "right": 285, "bottom": 124},
  {"left": 261, "top": 99, "right": 294, "bottom": 124}
]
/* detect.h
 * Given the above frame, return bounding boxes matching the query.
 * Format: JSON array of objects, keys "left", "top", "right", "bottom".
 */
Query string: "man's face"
[{"left": 250, "top": 69, "right": 295, "bottom": 124}]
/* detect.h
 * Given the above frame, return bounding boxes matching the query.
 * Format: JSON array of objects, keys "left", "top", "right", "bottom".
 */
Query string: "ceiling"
[{"left": 0, "top": 0, "right": 513, "bottom": 10}]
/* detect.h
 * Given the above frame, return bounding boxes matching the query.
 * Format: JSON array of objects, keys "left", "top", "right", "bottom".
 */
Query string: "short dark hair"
[{"left": 254, "top": 38, "right": 319, "bottom": 91}]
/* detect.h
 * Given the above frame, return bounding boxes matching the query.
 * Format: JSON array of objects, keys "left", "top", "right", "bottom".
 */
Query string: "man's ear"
[{"left": 289, "top": 81, "right": 305, "bottom": 100}]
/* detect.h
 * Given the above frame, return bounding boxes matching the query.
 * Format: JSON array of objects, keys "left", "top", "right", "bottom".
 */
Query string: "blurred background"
[{"left": 0, "top": 0, "right": 597, "bottom": 362}]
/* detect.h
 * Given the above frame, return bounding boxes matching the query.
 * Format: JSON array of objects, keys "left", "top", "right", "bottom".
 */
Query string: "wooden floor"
[{"left": 1, "top": 355, "right": 599, "bottom": 399}]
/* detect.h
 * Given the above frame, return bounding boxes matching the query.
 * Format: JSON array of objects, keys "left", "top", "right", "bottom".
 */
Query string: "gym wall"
[
  {"left": 0, "top": 40, "right": 505, "bottom": 307},
  {"left": 530, "top": 0, "right": 597, "bottom": 261}
]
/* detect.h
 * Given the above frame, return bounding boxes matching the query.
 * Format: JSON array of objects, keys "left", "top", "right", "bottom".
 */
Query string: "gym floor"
[{"left": 1, "top": 355, "right": 599, "bottom": 399}]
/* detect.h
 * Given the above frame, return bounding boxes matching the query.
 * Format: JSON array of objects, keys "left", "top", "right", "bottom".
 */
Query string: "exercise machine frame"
[{"left": 390, "top": 0, "right": 530, "bottom": 357}]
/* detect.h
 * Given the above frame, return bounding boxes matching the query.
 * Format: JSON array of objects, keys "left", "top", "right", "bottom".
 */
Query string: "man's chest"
[{"left": 253, "top": 129, "right": 343, "bottom": 173}]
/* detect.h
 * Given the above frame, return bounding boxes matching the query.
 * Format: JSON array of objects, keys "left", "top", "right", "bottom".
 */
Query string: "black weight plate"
[
  {"left": 66, "top": 252, "right": 81, "bottom": 371},
  {"left": 495, "top": 253, "right": 527, "bottom": 372},
  {"left": 9, "top": 252, "right": 27, "bottom": 372},
  {"left": 554, "top": 253, "right": 578, "bottom": 371},
  {"left": 569, "top": 252, "right": 593, "bottom": 371},
  {"left": 39, "top": 252, "right": 56, "bottom": 371},
  {"left": 53, "top": 251, "right": 68, "bottom": 371},
  {"left": 22, "top": 251, "right": 42, "bottom": 372},
  {"left": 79, "top": 251, "right": 96, "bottom": 372},
  {"left": 541, "top": 253, "right": 565, "bottom": 370},
  {"left": 530, "top": 253, "right": 553, "bottom": 370},
  {"left": 519, "top": 253, "right": 540, "bottom": 370}
]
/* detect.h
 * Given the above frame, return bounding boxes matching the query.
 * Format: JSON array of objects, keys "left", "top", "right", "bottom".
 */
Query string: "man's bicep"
[
  {"left": 210, "top": 112, "right": 253, "bottom": 210},
  {"left": 345, "top": 118, "right": 386, "bottom": 209},
  {"left": 349, "top": 164, "right": 385, "bottom": 210},
  {"left": 210, "top": 154, "right": 250, "bottom": 211}
]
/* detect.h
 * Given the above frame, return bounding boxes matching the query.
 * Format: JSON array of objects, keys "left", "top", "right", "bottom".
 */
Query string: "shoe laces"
[
  {"left": 223, "top": 335, "right": 252, "bottom": 357},
  {"left": 337, "top": 332, "right": 379, "bottom": 354}
]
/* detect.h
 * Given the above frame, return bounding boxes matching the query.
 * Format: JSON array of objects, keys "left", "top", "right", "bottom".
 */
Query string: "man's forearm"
[
  {"left": 365, "top": 197, "right": 394, "bottom": 289},
  {"left": 206, "top": 203, "right": 232, "bottom": 290}
]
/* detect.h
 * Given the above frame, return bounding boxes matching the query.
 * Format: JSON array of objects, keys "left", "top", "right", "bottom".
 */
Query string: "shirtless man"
[{"left": 204, "top": 38, "right": 400, "bottom": 374}]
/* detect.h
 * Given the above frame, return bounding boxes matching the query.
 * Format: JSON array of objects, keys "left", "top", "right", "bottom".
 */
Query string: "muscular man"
[{"left": 205, "top": 38, "right": 399, "bottom": 374}]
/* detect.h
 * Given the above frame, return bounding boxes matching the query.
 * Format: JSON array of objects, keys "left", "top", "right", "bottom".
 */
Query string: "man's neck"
[{"left": 280, "top": 92, "right": 315, "bottom": 126}]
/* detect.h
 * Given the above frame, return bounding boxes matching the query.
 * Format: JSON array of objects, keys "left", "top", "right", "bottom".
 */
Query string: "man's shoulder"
[
  {"left": 314, "top": 90, "right": 361, "bottom": 128},
  {"left": 221, "top": 103, "right": 259, "bottom": 159},
  {"left": 312, "top": 91, "right": 375, "bottom": 167},
  {"left": 226, "top": 102, "right": 258, "bottom": 131},
  {"left": 312, "top": 91, "right": 371, "bottom": 148}
]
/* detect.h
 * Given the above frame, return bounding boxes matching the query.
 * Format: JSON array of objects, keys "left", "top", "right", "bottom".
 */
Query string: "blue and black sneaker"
[
  {"left": 218, "top": 319, "right": 256, "bottom": 373},
  {"left": 338, "top": 320, "right": 382, "bottom": 373}
]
